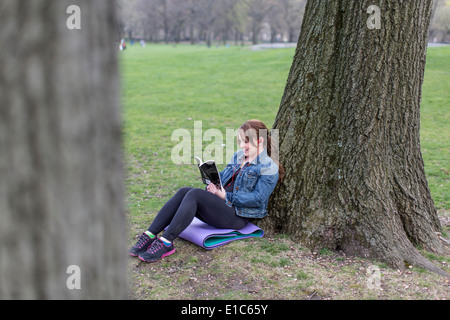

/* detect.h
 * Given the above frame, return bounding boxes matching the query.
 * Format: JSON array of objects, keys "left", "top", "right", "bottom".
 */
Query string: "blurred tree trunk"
[
  {"left": 0, "top": 0, "right": 128, "bottom": 298},
  {"left": 263, "top": 0, "right": 448, "bottom": 277}
]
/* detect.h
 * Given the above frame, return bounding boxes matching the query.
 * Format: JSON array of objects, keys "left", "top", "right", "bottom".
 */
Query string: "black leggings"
[{"left": 147, "top": 187, "right": 248, "bottom": 242}]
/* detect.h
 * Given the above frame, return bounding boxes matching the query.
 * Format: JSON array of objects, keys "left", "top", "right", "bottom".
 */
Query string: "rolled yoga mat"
[{"left": 178, "top": 217, "right": 264, "bottom": 249}]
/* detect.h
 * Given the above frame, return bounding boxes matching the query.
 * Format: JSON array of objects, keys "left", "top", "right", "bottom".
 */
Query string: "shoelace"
[
  {"left": 147, "top": 240, "right": 164, "bottom": 254},
  {"left": 136, "top": 234, "right": 150, "bottom": 248}
]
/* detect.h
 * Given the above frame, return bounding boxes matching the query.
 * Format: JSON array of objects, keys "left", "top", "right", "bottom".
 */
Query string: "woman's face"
[{"left": 238, "top": 130, "right": 262, "bottom": 160}]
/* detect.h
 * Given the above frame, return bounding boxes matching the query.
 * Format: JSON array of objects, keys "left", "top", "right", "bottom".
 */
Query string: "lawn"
[
  {"left": 421, "top": 46, "right": 450, "bottom": 210},
  {"left": 121, "top": 44, "right": 449, "bottom": 300}
]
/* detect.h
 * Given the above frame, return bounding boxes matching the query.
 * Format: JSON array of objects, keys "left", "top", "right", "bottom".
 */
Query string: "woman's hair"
[{"left": 239, "top": 119, "right": 285, "bottom": 183}]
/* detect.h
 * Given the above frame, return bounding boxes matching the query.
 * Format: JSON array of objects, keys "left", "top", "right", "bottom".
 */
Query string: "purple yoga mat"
[{"left": 178, "top": 217, "right": 264, "bottom": 249}]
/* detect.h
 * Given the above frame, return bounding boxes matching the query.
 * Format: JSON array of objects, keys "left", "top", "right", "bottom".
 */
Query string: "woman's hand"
[{"left": 207, "top": 183, "right": 226, "bottom": 200}]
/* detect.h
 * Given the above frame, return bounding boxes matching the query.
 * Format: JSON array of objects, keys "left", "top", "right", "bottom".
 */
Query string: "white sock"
[
  {"left": 160, "top": 236, "right": 172, "bottom": 246},
  {"left": 144, "top": 231, "right": 156, "bottom": 239}
]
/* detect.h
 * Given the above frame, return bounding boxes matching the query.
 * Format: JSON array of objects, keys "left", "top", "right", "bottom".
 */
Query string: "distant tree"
[
  {"left": 215, "top": 0, "right": 241, "bottom": 45},
  {"left": 117, "top": 0, "right": 141, "bottom": 41},
  {"left": 197, "top": 0, "right": 220, "bottom": 46},
  {"left": 0, "top": 0, "right": 128, "bottom": 298},
  {"left": 117, "top": 0, "right": 308, "bottom": 44},
  {"left": 279, "top": 0, "right": 306, "bottom": 42},
  {"left": 267, "top": 0, "right": 284, "bottom": 42},
  {"left": 230, "top": 0, "right": 250, "bottom": 44},
  {"left": 430, "top": 0, "right": 450, "bottom": 42},
  {"left": 247, "top": 0, "right": 273, "bottom": 44},
  {"left": 263, "top": 0, "right": 449, "bottom": 277}
]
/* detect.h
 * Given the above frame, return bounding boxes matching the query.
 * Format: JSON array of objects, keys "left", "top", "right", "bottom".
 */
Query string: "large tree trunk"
[
  {"left": 0, "top": 0, "right": 128, "bottom": 298},
  {"left": 262, "top": 0, "right": 448, "bottom": 277}
]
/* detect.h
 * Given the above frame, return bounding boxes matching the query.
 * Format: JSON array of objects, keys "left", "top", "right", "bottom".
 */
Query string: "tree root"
[{"left": 402, "top": 248, "right": 450, "bottom": 278}]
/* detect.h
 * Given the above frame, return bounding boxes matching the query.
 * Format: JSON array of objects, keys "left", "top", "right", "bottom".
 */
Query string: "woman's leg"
[
  {"left": 128, "top": 187, "right": 193, "bottom": 256},
  {"left": 146, "top": 187, "right": 194, "bottom": 235},
  {"left": 161, "top": 188, "right": 248, "bottom": 242},
  {"left": 134, "top": 187, "right": 248, "bottom": 262}
]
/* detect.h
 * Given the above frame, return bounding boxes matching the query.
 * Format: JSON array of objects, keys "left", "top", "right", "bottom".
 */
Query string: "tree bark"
[
  {"left": 262, "top": 0, "right": 448, "bottom": 277},
  {"left": 0, "top": 0, "right": 128, "bottom": 298}
]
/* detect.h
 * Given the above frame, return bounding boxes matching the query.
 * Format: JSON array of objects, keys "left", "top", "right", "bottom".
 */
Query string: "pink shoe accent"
[
  {"left": 162, "top": 248, "right": 176, "bottom": 258},
  {"left": 138, "top": 248, "right": 176, "bottom": 263}
]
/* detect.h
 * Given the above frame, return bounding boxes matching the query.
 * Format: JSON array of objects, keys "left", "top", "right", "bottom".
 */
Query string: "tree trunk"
[
  {"left": 262, "top": 0, "right": 448, "bottom": 277},
  {"left": 0, "top": 0, "right": 128, "bottom": 298}
]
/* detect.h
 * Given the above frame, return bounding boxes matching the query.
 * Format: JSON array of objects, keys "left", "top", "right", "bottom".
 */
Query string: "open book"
[{"left": 195, "top": 156, "right": 222, "bottom": 188}]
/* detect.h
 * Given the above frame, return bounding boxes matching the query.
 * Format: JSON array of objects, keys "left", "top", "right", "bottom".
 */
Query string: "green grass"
[
  {"left": 121, "top": 44, "right": 450, "bottom": 300},
  {"left": 121, "top": 44, "right": 294, "bottom": 221},
  {"left": 121, "top": 44, "right": 449, "bottom": 213},
  {"left": 421, "top": 46, "right": 450, "bottom": 210}
]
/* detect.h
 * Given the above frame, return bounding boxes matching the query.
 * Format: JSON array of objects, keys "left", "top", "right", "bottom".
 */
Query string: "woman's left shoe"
[{"left": 139, "top": 238, "right": 176, "bottom": 263}]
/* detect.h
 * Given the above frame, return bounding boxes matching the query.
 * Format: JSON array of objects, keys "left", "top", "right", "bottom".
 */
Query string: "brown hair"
[{"left": 239, "top": 119, "right": 285, "bottom": 183}]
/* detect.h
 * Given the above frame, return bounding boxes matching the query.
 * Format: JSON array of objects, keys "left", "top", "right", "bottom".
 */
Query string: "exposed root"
[{"left": 402, "top": 248, "right": 450, "bottom": 278}]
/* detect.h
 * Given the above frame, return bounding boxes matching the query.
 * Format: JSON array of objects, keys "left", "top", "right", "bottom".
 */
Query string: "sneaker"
[
  {"left": 128, "top": 232, "right": 156, "bottom": 257},
  {"left": 138, "top": 238, "right": 176, "bottom": 263}
]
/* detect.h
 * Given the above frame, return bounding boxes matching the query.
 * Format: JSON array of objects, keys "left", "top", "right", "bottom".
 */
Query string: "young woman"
[{"left": 129, "top": 119, "right": 283, "bottom": 262}]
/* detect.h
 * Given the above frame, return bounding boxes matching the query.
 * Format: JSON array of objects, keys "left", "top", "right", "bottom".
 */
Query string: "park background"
[
  {"left": 117, "top": 0, "right": 450, "bottom": 46},
  {"left": 119, "top": 1, "right": 450, "bottom": 299}
]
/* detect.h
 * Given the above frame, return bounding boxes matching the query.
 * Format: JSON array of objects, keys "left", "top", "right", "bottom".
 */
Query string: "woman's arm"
[{"left": 225, "top": 172, "right": 278, "bottom": 208}]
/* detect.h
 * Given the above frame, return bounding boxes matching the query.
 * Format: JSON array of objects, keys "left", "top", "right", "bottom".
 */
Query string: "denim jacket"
[{"left": 219, "top": 149, "right": 279, "bottom": 219}]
